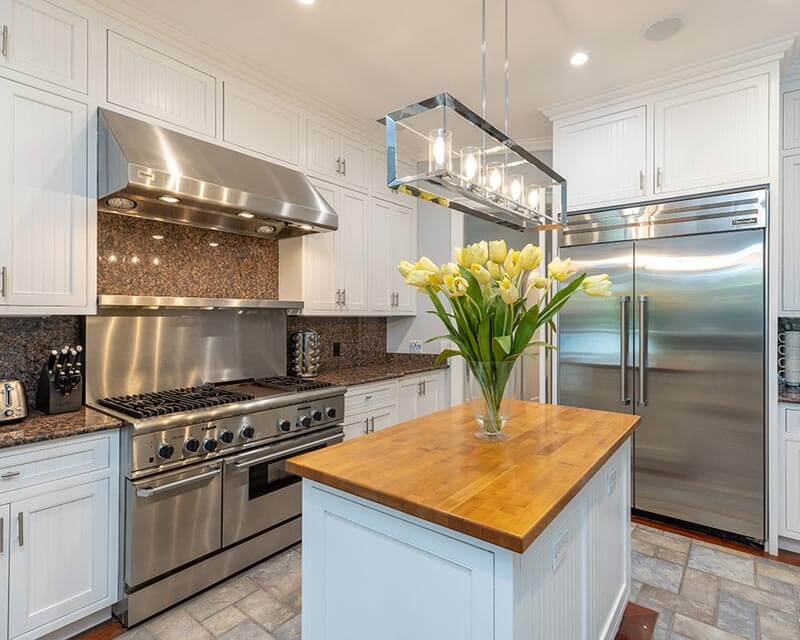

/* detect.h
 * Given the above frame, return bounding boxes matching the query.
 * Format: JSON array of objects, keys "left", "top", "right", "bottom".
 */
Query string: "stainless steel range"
[{"left": 86, "top": 299, "right": 345, "bottom": 626}]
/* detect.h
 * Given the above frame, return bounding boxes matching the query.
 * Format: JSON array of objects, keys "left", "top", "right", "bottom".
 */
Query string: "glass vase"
[{"left": 465, "top": 359, "right": 518, "bottom": 440}]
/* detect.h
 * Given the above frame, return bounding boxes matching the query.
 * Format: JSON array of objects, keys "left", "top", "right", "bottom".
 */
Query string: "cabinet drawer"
[
  {"left": 0, "top": 434, "right": 110, "bottom": 494},
  {"left": 786, "top": 409, "right": 800, "bottom": 435},
  {"left": 345, "top": 383, "right": 396, "bottom": 416}
]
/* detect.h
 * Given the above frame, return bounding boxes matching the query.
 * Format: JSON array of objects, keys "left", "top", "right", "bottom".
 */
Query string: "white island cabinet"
[{"left": 289, "top": 401, "right": 638, "bottom": 640}]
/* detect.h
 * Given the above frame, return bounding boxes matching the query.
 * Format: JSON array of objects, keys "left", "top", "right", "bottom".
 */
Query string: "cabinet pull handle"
[
  {"left": 1, "top": 266, "right": 7, "bottom": 297},
  {"left": 0, "top": 471, "right": 20, "bottom": 480},
  {"left": 342, "top": 289, "right": 346, "bottom": 306},
  {"left": 335, "top": 158, "right": 341, "bottom": 175},
  {"left": 1, "top": 25, "right": 7, "bottom": 58},
  {"left": 335, "top": 289, "right": 341, "bottom": 306},
  {"left": 370, "top": 416, "right": 375, "bottom": 432},
  {"left": 364, "top": 418, "right": 369, "bottom": 434},
  {"left": 639, "top": 170, "right": 645, "bottom": 193},
  {"left": 342, "top": 158, "right": 346, "bottom": 176},
  {"left": 619, "top": 296, "right": 630, "bottom": 405},
  {"left": 638, "top": 295, "right": 648, "bottom": 407},
  {"left": 656, "top": 167, "right": 663, "bottom": 190},
  {"left": 423, "top": 380, "right": 427, "bottom": 396},
  {"left": 17, "top": 512, "right": 23, "bottom": 547},
  {"left": 0, "top": 517, "right": 3, "bottom": 554}
]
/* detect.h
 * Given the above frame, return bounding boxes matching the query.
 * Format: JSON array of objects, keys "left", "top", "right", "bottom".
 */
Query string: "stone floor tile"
[
  {"left": 669, "top": 635, "right": 691, "bottom": 640},
  {"left": 633, "top": 537, "right": 657, "bottom": 556},
  {"left": 715, "top": 592, "right": 757, "bottom": 640},
  {"left": 632, "top": 552, "right": 685, "bottom": 593},
  {"left": 201, "top": 606, "right": 248, "bottom": 637},
  {"left": 637, "top": 584, "right": 715, "bottom": 624},
  {"left": 631, "top": 579, "right": 644, "bottom": 600},
  {"left": 246, "top": 547, "right": 301, "bottom": 585},
  {"left": 282, "top": 587, "right": 301, "bottom": 612},
  {"left": 634, "top": 526, "right": 692, "bottom": 554},
  {"left": 118, "top": 628, "right": 157, "bottom": 640},
  {"left": 687, "top": 545, "right": 755, "bottom": 586},
  {"left": 671, "top": 613, "right": 749, "bottom": 640},
  {"left": 263, "top": 571, "right": 302, "bottom": 604},
  {"left": 186, "top": 576, "right": 260, "bottom": 621},
  {"left": 756, "top": 559, "right": 800, "bottom": 586},
  {"left": 679, "top": 568, "right": 719, "bottom": 607},
  {"left": 272, "top": 615, "right": 300, "bottom": 640},
  {"left": 235, "top": 589, "right": 295, "bottom": 632},
  {"left": 145, "top": 608, "right": 214, "bottom": 640},
  {"left": 719, "top": 577, "right": 798, "bottom": 615},
  {"left": 756, "top": 574, "right": 796, "bottom": 597},
  {"left": 759, "top": 606, "right": 800, "bottom": 640},
  {"left": 656, "top": 547, "right": 689, "bottom": 566},
  {"left": 218, "top": 621, "right": 275, "bottom": 640}
]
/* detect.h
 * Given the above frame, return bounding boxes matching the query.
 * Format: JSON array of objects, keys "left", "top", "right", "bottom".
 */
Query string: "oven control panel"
[{"left": 130, "top": 394, "right": 345, "bottom": 475}]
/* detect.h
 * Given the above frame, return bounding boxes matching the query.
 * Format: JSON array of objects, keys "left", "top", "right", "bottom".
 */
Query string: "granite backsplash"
[
  {"left": 97, "top": 212, "right": 279, "bottom": 298},
  {"left": 0, "top": 316, "right": 82, "bottom": 409}
]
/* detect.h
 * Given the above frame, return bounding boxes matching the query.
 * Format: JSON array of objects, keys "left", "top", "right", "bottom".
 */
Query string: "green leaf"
[
  {"left": 511, "top": 303, "right": 541, "bottom": 355},
  {"left": 435, "top": 348, "right": 463, "bottom": 366},
  {"left": 493, "top": 335, "right": 511, "bottom": 354},
  {"left": 478, "top": 315, "right": 492, "bottom": 363},
  {"left": 458, "top": 266, "right": 485, "bottom": 313}
]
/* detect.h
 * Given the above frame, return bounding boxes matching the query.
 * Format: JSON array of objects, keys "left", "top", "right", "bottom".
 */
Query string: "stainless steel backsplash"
[{"left": 86, "top": 308, "right": 286, "bottom": 401}]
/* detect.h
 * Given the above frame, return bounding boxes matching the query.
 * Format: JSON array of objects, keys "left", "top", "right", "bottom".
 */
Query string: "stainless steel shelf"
[{"left": 97, "top": 295, "right": 304, "bottom": 311}]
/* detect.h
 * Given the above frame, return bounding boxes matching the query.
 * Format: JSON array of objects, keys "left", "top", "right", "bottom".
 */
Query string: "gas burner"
[
  {"left": 256, "top": 376, "right": 335, "bottom": 393},
  {"left": 98, "top": 383, "right": 255, "bottom": 419}
]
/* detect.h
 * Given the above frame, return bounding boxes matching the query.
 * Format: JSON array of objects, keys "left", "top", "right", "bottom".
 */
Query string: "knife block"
[{"left": 36, "top": 366, "right": 83, "bottom": 414}]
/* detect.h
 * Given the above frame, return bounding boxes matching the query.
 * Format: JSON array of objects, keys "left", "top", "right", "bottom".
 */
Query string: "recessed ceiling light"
[
  {"left": 644, "top": 17, "right": 685, "bottom": 42},
  {"left": 570, "top": 51, "right": 589, "bottom": 66},
  {"left": 209, "top": 242, "right": 219, "bottom": 247},
  {"left": 157, "top": 195, "right": 181, "bottom": 204},
  {"left": 297, "top": 0, "right": 315, "bottom": 5},
  {"left": 238, "top": 211, "right": 255, "bottom": 219},
  {"left": 151, "top": 234, "right": 164, "bottom": 240}
]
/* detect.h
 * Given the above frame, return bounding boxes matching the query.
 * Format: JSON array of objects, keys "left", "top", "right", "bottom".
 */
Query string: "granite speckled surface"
[
  {"left": 287, "top": 316, "right": 388, "bottom": 372},
  {"left": 97, "top": 212, "right": 279, "bottom": 298},
  {"left": 0, "top": 406, "right": 121, "bottom": 450},
  {"left": 0, "top": 316, "right": 82, "bottom": 409},
  {"left": 779, "top": 383, "right": 800, "bottom": 404},
  {"left": 315, "top": 358, "right": 447, "bottom": 387}
]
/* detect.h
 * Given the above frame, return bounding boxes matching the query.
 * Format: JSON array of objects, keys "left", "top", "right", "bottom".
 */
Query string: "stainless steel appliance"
[
  {"left": 289, "top": 329, "right": 321, "bottom": 378},
  {"left": 87, "top": 301, "right": 346, "bottom": 626},
  {"left": 0, "top": 380, "right": 27, "bottom": 423},
  {"left": 558, "top": 188, "right": 766, "bottom": 542},
  {"left": 97, "top": 108, "right": 338, "bottom": 239}
]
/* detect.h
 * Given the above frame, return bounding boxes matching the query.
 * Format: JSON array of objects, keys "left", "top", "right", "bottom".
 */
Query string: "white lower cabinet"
[
  {"left": 0, "top": 431, "right": 119, "bottom": 640},
  {"left": 397, "top": 372, "right": 446, "bottom": 423}
]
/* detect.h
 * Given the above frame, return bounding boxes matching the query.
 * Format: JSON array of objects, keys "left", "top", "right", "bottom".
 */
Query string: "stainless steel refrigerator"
[{"left": 558, "top": 188, "right": 766, "bottom": 542}]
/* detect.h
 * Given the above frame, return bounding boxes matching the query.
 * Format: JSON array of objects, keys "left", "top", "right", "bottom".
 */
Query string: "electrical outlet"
[
  {"left": 333, "top": 342, "right": 341, "bottom": 357},
  {"left": 408, "top": 340, "right": 423, "bottom": 353}
]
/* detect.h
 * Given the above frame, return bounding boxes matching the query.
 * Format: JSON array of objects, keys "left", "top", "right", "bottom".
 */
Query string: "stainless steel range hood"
[{"left": 98, "top": 108, "right": 337, "bottom": 239}]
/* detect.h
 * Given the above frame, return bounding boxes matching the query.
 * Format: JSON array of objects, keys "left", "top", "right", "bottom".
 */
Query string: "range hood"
[{"left": 98, "top": 108, "right": 337, "bottom": 239}]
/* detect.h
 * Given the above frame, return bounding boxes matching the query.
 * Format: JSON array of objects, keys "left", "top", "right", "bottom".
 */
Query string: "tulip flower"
[
  {"left": 503, "top": 250, "right": 523, "bottom": 277},
  {"left": 548, "top": 256, "right": 575, "bottom": 282},
  {"left": 453, "top": 246, "right": 464, "bottom": 266},
  {"left": 498, "top": 277, "right": 519, "bottom": 304},
  {"left": 532, "top": 275, "right": 549, "bottom": 289},
  {"left": 486, "top": 261, "right": 502, "bottom": 280},
  {"left": 444, "top": 274, "right": 468, "bottom": 297},
  {"left": 582, "top": 273, "right": 612, "bottom": 297},
  {"left": 488, "top": 239, "right": 508, "bottom": 264},
  {"left": 398, "top": 260, "right": 415, "bottom": 278},
  {"left": 470, "top": 264, "right": 492, "bottom": 285},
  {"left": 404, "top": 270, "right": 431, "bottom": 287},
  {"left": 415, "top": 256, "right": 438, "bottom": 273},
  {"left": 519, "top": 244, "right": 543, "bottom": 270}
]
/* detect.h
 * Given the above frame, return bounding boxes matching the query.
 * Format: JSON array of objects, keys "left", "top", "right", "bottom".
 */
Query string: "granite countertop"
[
  {"left": 780, "top": 384, "right": 800, "bottom": 404},
  {"left": 0, "top": 406, "right": 122, "bottom": 450},
  {"left": 288, "top": 401, "right": 641, "bottom": 553},
  {"left": 314, "top": 361, "right": 448, "bottom": 387}
]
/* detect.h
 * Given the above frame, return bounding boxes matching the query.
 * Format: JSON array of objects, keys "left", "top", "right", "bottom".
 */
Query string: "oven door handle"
[
  {"left": 226, "top": 434, "right": 343, "bottom": 471},
  {"left": 135, "top": 468, "right": 221, "bottom": 498}
]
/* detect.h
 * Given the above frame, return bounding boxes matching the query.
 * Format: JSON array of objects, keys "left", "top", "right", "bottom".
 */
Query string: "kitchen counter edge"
[{"left": 0, "top": 407, "right": 123, "bottom": 450}]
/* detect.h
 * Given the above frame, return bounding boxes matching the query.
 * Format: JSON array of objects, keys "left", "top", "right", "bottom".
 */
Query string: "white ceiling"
[{"left": 118, "top": 0, "right": 799, "bottom": 138}]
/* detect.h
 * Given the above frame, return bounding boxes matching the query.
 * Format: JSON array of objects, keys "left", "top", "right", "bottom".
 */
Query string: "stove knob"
[
  {"left": 219, "top": 430, "right": 234, "bottom": 444},
  {"left": 325, "top": 407, "right": 337, "bottom": 419},
  {"left": 278, "top": 419, "right": 292, "bottom": 432},
  {"left": 312, "top": 409, "right": 323, "bottom": 422},
  {"left": 297, "top": 415, "right": 311, "bottom": 429},
  {"left": 184, "top": 438, "right": 200, "bottom": 453},
  {"left": 203, "top": 438, "right": 218, "bottom": 453},
  {"left": 240, "top": 424, "right": 256, "bottom": 439},
  {"left": 157, "top": 442, "right": 175, "bottom": 460}
]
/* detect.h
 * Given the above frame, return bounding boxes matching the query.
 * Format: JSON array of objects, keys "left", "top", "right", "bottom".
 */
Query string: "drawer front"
[
  {"left": 0, "top": 434, "right": 110, "bottom": 494},
  {"left": 786, "top": 409, "right": 800, "bottom": 435},
  {"left": 345, "top": 383, "right": 396, "bottom": 416}
]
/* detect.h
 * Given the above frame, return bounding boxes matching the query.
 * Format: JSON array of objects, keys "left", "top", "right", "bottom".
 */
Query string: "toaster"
[{"left": 0, "top": 380, "right": 28, "bottom": 423}]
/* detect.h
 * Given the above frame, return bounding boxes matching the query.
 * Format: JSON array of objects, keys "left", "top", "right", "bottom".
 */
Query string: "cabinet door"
[
  {"left": 9, "top": 479, "right": 109, "bottom": 638},
  {"left": 107, "top": 30, "right": 216, "bottom": 137},
  {"left": 783, "top": 155, "right": 800, "bottom": 312},
  {"left": 337, "top": 190, "right": 368, "bottom": 312},
  {"left": 370, "top": 406, "right": 396, "bottom": 433},
  {"left": 555, "top": 106, "right": 647, "bottom": 209},
  {"left": 786, "top": 441, "right": 800, "bottom": 535},
  {"left": 0, "top": 504, "right": 8, "bottom": 640},
  {"left": 339, "top": 135, "right": 368, "bottom": 190},
  {"left": 785, "top": 90, "right": 800, "bottom": 152},
  {"left": 368, "top": 199, "right": 393, "bottom": 313},
  {"left": 419, "top": 374, "right": 443, "bottom": 417},
  {"left": 370, "top": 149, "right": 393, "bottom": 199},
  {"left": 0, "top": 0, "right": 88, "bottom": 93},
  {"left": 342, "top": 413, "right": 369, "bottom": 441},
  {"left": 396, "top": 378, "right": 421, "bottom": 423},
  {"left": 0, "top": 79, "right": 88, "bottom": 308},
  {"left": 304, "top": 179, "right": 339, "bottom": 312},
  {"left": 223, "top": 81, "right": 300, "bottom": 165},
  {"left": 387, "top": 204, "right": 416, "bottom": 314},
  {"left": 307, "top": 120, "right": 339, "bottom": 180},
  {"left": 654, "top": 74, "right": 769, "bottom": 195}
]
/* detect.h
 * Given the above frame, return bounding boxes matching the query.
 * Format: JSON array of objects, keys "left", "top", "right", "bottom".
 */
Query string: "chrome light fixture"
[{"left": 383, "top": 0, "right": 566, "bottom": 230}]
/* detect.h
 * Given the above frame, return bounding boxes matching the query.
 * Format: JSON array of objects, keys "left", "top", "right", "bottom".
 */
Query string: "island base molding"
[{"left": 300, "top": 439, "right": 631, "bottom": 640}]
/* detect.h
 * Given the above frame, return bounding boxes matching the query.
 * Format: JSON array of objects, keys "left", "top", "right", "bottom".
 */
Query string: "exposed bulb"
[
  {"left": 464, "top": 153, "right": 478, "bottom": 180},
  {"left": 432, "top": 136, "right": 446, "bottom": 167},
  {"left": 489, "top": 168, "right": 503, "bottom": 192},
  {"left": 509, "top": 175, "right": 524, "bottom": 202},
  {"left": 528, "top": 188, "right": 540, "bottom": 210}
]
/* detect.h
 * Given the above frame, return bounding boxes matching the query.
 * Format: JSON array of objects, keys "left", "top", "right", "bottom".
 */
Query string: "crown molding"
[{"left": 542, "top": 35, "right": 797, "bottom": 121}]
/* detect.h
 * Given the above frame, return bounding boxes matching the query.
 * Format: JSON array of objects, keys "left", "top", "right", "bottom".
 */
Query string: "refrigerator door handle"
[
  {"left": 638, "top": 295, "right": 648, "bottom": 407},
  {"left": 619, "top": 296, "right": 630, "bottom": 405}
]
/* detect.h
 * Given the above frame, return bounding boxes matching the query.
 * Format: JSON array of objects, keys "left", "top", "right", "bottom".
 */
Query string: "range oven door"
[
  {"left": 222, "top": 428, "right": 343, "bottom": 547},
  {"left": 126, "top": 461, "right": 222, "bottom": 589}
]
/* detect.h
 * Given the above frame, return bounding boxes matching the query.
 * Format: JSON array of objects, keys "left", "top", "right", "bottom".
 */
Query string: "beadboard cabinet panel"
[
  {"left": 107, "top": 30, "right": 216, "bottom": 137},
  {"left": 0, "top": 0, "right": 88, "bottom": 93}
]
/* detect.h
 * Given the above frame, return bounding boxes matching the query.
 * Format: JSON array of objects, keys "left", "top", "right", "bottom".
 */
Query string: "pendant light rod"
[
  {"left": 504, "top": 0, "right": 509, "bottom": 136},
  {"left": 480, "top": 0, "right": 487, "bottom": 121}
]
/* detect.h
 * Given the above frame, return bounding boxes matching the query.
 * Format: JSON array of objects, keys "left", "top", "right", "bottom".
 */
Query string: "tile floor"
[{"left": 630, "top": 523, "right": 800, "bottom": 639}]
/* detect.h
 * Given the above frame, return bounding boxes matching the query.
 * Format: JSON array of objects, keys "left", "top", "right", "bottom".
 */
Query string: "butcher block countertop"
[{"left": 288, "top": 400, "right": 640, "bottom": 553}]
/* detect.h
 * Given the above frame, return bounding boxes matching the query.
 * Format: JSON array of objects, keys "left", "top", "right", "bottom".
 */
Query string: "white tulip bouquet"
[{"left": 399, "top": 239, "right": 611, "bottom": 438}]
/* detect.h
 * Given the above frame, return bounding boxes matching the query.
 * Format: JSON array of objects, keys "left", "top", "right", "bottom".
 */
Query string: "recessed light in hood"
[
  {"left": 158, "top": 195, "right": 181, "bottom": 204},
  {"left": 237, "top": 212, "right": 255, "bottom": 219},
  {"left": 106, "top": 196, "right": 136, "bottom": 210}
]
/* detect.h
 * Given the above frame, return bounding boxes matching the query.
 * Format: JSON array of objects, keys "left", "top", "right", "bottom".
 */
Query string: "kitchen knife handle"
[
  {"left": 638, "top": 295, "right": 648, "bottom": 407},
  {"left": 619, "top": 296, "right": 630, "bottom": 405}
]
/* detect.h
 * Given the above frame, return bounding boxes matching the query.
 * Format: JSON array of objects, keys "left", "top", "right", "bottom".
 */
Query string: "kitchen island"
[{"left": 287, "top": 400, "right": 640, "bottom": 640}]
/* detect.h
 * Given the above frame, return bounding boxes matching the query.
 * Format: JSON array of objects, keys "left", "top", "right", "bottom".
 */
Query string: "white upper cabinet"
[
  {"left": 369, "top": 199, "right": 416, "bottom": 314},
  {"left": 370, "top": 148, "right": 416, "bottom": 206},
  {"left": 336, "top": 189, "right": 369, "bottom": 312},
  {"left": 0, "top": 0, "right": 88, "bottom": 93},
  {"left": 307, "top": 120, "right": 368, "bottom": 190},
  {"left": 107, "top": 30, "right": 216, "bottom": 137},
  {"left": 654, "top": 74, "right": 769, "bottom": 195},
  {"left": 300, "top": 179, "right": 339, "bottom": 313},
  {"left": 223, "top": 81, "right": 300, "bottom": 166},
  {"left": 554, "top": 106, "right": 647, "bottom": 209},
  {"left": 783, "top": 154, "right": 800, "bottom": 312},
  {"left": 0, "top": 78, "right": 88, "bottom": 310},
  {"left": 785, "top": 89, "right": 800, "bottom": 152}
]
